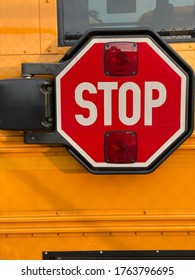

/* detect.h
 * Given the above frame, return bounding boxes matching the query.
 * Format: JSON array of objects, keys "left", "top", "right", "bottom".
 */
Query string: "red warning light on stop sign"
[{"left": 56, "top": 34, "right": 191, "bottom": 173}]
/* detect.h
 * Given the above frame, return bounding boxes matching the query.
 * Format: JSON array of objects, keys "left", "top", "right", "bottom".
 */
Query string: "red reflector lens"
[
  {"left": 104, "top": 131, "right": 137, "bottom": 164},
  {"left": 104, "top": 42, "right": 138, "bottom": 76}
]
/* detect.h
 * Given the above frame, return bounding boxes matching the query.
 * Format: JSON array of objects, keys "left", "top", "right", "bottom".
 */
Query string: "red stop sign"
[{"left": 56, "top": 30, "right": 194, "bottom": 174}]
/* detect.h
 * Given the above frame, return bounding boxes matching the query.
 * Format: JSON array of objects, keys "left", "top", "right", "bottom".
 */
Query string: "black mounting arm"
[{"left": 0, "top": 61, "right": 69, "bottom": 145}]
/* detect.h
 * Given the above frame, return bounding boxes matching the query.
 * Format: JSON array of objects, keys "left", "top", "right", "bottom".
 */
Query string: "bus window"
[{"left": 57, "top": 0, "right": 195, "bottom": 46}]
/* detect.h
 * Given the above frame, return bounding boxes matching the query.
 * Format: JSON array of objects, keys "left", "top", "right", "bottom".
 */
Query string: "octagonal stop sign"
[{"left": 56, "top": 29, "right": 194, "bottom": 174}]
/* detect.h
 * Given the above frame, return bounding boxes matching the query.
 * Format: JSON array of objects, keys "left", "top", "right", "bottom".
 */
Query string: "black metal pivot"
[
  {"left": 24, "top": 131, "right": 68, "bottom": 145},
  {"left": 0, "top": 77, "right": 54, "bottom": 131},
  {"left": 21, "top": 62, "right": 67, "bottom": 77}
]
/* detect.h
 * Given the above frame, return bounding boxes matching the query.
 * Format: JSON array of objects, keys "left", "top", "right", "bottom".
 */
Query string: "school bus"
[{"left": 0, "top": 0, "right": 195, "bottom": 260}]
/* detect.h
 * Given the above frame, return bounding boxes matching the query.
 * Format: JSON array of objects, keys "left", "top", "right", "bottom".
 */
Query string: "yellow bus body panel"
[{"left": 0, "top": 0, "right": 195, "bottom": 260}]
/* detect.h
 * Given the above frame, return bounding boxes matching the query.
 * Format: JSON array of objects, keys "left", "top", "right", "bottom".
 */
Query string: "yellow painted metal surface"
[{"left": 0, "top": 0, "right": 195, "bottom": 260}]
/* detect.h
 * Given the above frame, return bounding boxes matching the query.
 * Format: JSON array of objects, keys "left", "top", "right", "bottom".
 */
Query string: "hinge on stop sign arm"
[
  {"left": 21, "top": 62, "right": 66, "bottom": 77},
  {"left": 21, "top": 61, "right": 71, "bottom": 145},
  {"left": 0, "top": 76, "right": 55, "bottom": 131}
]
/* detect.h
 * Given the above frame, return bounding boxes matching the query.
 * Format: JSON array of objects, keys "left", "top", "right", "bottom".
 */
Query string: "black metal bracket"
[
  {"left": 0, "top": 77, "right": 55, "bottom": 131},
  {"left": 20, "top": 60, "right": 71, "bottom": 143},
  {"left": 21, "top": 62, "right": 68, "bottom": 78},
  {"left": 24, "top": 131, "right": 67, "bottom": 145}
]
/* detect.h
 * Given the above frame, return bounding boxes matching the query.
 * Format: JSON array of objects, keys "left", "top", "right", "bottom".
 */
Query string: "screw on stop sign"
[{"left": 56, "top": 29, "right": 194, "bottom": 174}]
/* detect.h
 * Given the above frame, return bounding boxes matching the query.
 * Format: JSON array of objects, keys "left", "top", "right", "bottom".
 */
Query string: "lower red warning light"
[{"left": 104, "top": 131, "right": 137, "bottom": 164}]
